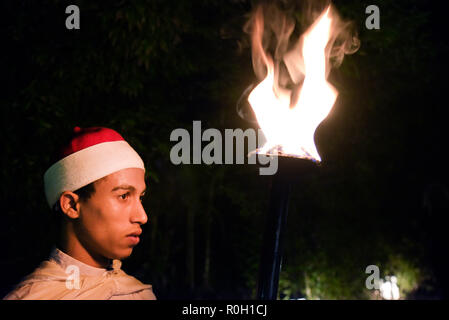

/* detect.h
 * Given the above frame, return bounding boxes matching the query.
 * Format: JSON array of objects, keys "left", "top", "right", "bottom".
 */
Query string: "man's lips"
[
  {"left": 127, "top": 230, "right": 142, "bottom": 245},
  {"left": 127, "top": 230, "right": 142, "bottom": 237}
]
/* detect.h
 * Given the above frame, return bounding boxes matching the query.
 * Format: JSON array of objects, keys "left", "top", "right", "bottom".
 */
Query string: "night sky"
[{"left": 2, "top": 0, "right": 449, "bottom": 300}]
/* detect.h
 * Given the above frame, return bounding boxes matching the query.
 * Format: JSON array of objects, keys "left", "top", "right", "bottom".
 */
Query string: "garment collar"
[{"left": 48, "top": 247, "right": 119, "bottom": 276}]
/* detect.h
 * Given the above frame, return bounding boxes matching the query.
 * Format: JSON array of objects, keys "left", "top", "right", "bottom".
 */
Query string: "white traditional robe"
[{"left": 3, "top": 248, "right": 156, "bottom": 300}]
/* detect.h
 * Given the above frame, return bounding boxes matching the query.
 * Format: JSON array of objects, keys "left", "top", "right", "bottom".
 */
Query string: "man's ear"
[{"left": 59, "top": 191, "right": 81, "bottom": 219}]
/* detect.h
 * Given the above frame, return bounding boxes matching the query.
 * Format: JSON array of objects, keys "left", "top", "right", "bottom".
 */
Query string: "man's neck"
[{"left": 58, "top": 225, "right": 110, "bottom": 269}]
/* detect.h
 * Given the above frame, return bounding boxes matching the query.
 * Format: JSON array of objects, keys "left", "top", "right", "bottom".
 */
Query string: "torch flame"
[{"left": 247, "top": 4, "right": 358, "bottom": 162}]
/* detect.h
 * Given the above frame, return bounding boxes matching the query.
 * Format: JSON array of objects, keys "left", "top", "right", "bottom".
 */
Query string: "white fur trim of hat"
[{"left": 44, "top": 140, "right": 145, "bottom": 208}]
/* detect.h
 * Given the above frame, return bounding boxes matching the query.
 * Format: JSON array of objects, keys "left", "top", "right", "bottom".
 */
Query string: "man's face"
[{"left": 75, "top": 168, "right": 148, "bottom": 261}]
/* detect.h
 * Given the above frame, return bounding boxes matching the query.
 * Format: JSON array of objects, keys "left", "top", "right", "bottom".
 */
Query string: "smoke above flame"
[{"left": 244, "top": 0, "right": 360, "bottom": 161}]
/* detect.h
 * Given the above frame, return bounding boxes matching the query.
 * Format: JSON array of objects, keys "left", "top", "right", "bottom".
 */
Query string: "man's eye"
[
  {"left": 119, "top": 193, "right": 129, "bottom": 200},
  {"left": 139, "top": 195, "right": 144, "bottom": 202}
]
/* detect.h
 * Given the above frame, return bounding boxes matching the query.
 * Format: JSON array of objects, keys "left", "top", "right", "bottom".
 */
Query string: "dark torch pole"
[{"left": 256, "top": 156, "right": 318, "bottom": 300}]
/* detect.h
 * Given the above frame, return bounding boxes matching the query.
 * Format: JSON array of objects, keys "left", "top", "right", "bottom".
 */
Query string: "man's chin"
[{"left": 111, "top": 248, "right": 134, "bottom": 260}]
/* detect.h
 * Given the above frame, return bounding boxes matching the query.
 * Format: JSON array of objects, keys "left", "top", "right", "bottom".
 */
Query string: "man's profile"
[{"left": 3, "top": 126, "right": 156, "bottom": 300}]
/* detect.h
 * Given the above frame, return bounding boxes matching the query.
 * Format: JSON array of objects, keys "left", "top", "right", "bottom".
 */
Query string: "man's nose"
[{"left": 131, "top": 200, "right": 148, "bottom": 225}]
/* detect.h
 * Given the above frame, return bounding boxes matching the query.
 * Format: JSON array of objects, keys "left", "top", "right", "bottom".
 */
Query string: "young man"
[{"left": 3, "top": 126, "right": 156, "bottom": 300}]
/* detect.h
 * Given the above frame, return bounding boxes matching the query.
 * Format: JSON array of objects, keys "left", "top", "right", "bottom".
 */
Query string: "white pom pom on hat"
[{"left": 44, "top": 126, "right": 145, "bottom": 208}]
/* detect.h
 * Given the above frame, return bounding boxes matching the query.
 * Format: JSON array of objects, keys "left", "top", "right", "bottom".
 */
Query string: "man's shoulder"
[
  {"left": 3, "top": 278, "right": 68, "bottom": 300},
  {"left": 3, "top": 283, "right": 31, "bottom": 300},
  {"left": 2, "top": 260, "right": 68, "bottom": 300},
  {"left": 111, "top": 269, "right": 156, "bottom": 299}
]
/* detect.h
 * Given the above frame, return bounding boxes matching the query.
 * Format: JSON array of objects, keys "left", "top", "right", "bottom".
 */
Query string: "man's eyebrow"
[
  {"left": 111, "top": 185, "right": 135, "bottom": 192},
  {"left": 111, "top": 185, "right": 146, "bottom": 193}
]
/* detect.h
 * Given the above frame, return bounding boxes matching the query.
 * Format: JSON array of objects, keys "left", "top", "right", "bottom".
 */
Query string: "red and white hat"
[{"left": 44, "top": 126, "right": 145, "bottom": 208}]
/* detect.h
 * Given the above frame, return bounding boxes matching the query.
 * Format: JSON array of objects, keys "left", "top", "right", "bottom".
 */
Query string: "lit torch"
[{"left": 245, "top": 2, "right": 359, "bottom": 300}]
